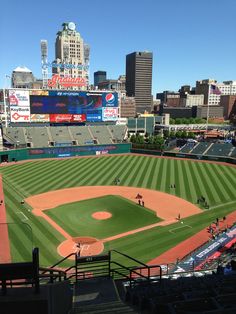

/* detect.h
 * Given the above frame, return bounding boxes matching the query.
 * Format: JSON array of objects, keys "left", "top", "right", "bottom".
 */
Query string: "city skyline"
[{"left": 0, "top": 0, "right": 236, "bottom": 93}]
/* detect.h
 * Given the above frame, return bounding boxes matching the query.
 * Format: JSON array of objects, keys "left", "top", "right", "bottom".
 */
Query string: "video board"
[{"left": 9, "top": 89, "right": 119, "bottom": 123}]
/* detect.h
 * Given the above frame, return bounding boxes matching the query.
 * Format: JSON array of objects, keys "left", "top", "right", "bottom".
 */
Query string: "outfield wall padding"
[
  {"left": 131, "top": 148, "right": 236, "bottom": 165},
  {"left": 0, "top": 143, "right": 131, "bottom": 162}
]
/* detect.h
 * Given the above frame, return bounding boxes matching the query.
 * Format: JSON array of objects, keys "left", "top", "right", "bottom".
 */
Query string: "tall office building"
[
  {"left": 94, "top": 71, "right": 106, "bottom": 88},
  {"left": 53, "top": 22, "right": 89, "bottom": 90},
  {"left": 126, "top": 51, "right": 153, "bottom": 114}
]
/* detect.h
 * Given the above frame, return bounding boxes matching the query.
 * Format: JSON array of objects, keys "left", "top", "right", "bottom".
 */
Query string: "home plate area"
[{"left": 57, "top": 237, "right": 104, "bottom": 259}]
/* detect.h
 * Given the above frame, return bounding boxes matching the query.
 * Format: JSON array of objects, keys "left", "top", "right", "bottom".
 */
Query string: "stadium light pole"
[{"left": 3, "top": 75, "right": 11, "bottom": 128}]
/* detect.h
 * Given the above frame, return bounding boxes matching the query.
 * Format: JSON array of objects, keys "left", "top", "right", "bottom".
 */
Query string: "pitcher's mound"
[
  {"left": 57, "top": 236, "right": 104, "bottom": 259},
  {"left": 92, "top": 211, "right": 112, "bottom": 220}
]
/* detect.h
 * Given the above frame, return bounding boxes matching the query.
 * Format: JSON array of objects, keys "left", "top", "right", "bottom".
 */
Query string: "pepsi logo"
[{"left": 105, "top": 93, "right": 115, "bottom": 104}]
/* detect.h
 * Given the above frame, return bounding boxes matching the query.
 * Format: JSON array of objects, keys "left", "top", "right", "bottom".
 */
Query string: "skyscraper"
[
  {"left": 53, "top": 22, "right": 89, "bottom": 90},
  {"left": 126, "top": 51, "right": 153, "bottom": 114},
  {"left": 94, "top": 71, "right": 106, "bottom": 88}
]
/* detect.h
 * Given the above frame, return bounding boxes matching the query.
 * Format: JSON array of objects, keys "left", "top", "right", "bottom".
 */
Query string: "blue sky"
[{"left": 0, "top": 0, "right": 236, "bottom": 94}]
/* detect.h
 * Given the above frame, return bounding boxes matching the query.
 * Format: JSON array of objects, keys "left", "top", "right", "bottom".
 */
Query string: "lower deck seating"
[
  {"left": 206, "top": 143, "right": 234, "bottom": 157},
  {"left": 125, "top": 272, "right": 236, "bottom": 313}
]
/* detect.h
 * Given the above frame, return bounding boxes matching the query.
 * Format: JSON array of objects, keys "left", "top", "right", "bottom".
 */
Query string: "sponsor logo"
[
  {"left": 9, "top": 94, "right": 18, "bottom": 105},
  {"left": 47, "top": 75, "right": 86, "bottom": 88},
  {"left": 9, "top": 90, "right": 30, "bottom": 106},
  {"left": 11, "top": 112, "right": 30, "bottom": 121},
  {"left": 105, "top": 93, "right": 115, "bottom": 104},
  {"left": 11, "top": 107, "right": 30, "bottom": 112}
]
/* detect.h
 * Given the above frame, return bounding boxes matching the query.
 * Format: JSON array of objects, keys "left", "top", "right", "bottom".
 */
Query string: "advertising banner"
[
  {"left": 29, "top": 90, "right": 49, "bottom": 96},
  {"left": 49, "top": 91, "right": 83, "bottom": 97},
  {"left": 30, "top": 114, "right": 50, "bottom": 122},
  {"left": 72, "top": 114, "right": 86, "bottom": 122},
  {"left": 86, "top": 113, "right": 102, "bottom": 122},
  {"left": 10, "top": 107, "right": 31, "bottom": 122},
  {"left": 49, "top": 114, "right": 86, "bottom": 123},
  {"left": 102, "top": 108, "right": 118, "bottom": 121},
  {"left": 9, "top": 90, "right": 30, "bottom": 107},
  {"left": 102, "top": 92, "right": 118, "bottom": 107}
]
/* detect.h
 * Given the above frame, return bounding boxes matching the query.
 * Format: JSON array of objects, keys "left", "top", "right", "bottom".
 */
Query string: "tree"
[
  {"left": 169, "top": 131, "right": 176, "bottom": 138},
  {"left": 175, "top": 130, "right": 182, "bottom": 138},
  {"left": 182, "top": 118, "right": 189, "bottom": 125},
  {"left": 130, "top": 134, "right": 136, "bottom": 143},
  {"left": 136, "top": 134, "right": 144, "bottom": 144},
  {"left": 153, "top": 135, "right": 164, "bottom": 149},
  {"left": 189, "top": 117, "right": 195, "bottom": 124},
  {"left": 163, "top": 130, "right": 170, "bottom": 138},
  {"left": 147, "top": 135, "right": 155, "bottom": 144},
  {"left": 188, "top": 131, "right": 196, "bottom": 139},
  {"left": 175, "top": 118, "right": 182, "bottom": 125},
  {"left": 181, "top": 130, "right": 188, "bottom": 138}
]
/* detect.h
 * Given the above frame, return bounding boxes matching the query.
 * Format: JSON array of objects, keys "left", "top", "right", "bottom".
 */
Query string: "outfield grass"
[
  {"left": 45, "top": 195, "right": 161, "bottom": 239},
  {"left": 1, "top": 155, "right": 236, "bottom": 266}
]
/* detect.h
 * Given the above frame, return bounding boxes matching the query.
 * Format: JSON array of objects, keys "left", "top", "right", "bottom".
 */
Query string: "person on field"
[{"left": 76, "top": 243, "right": 81, "bottom": 257}]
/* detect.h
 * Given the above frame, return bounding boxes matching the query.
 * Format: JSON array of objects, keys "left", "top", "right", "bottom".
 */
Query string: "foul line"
[
  {"left": 16, "top": 211, "right": 28, "bottom": 221},
  {"left": 169, "top": 224, "right": 192, "bottom": 234},
  {"left": 209, "top": 200, "right": 236, "bottom": 210}
]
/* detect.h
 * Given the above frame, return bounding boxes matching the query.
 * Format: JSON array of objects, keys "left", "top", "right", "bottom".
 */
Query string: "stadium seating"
[
  {"left": 68, "top": 126, "right": 95, "bottom": 145},
  {"left": 206, "top": 143, "right": 234, "bottom": 157},
  {"left": 3, "top": 126, "right": 26, "bottom": 146},
  {"left": 125, "top": 271, "right": 236, "bottom": 313},
  {"left": 88, "top": 125, "right": 113, "bottom": 144},
  {"left": 191, "top": 142, "right": 212, "bottom": 155},
  {"left": 49, "top": 126, "right": 73, "bottom": 146},
  {"left": 108, "top": 125, "right": 128, "bottom": 142},
  {"left": 25, "top": 126, "right": 50, "bottom": 147},
  {"left": 2, "top": 125, "right": 128, "bottom": 148},
  {"left": 230, "top": 147, "right": 236, "bottom": 157},
  {"left": 179, "top": 142, "right": 196, "bottom": 153}
]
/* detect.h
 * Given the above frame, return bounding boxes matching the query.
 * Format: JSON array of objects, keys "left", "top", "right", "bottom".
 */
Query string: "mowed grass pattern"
[
  {"left": 1, "top": 155, "right": 236, "bottom": 266},
  {"left": 45, "top": 195, "right": 161, "bottom": 238}
]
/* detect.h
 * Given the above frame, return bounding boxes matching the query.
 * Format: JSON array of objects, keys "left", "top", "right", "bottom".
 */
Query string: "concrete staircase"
[{"left": 72, "top": 278, "right": 137, "bottom": 314}]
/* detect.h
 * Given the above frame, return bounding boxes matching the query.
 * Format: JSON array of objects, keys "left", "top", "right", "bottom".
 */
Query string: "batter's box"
[
  {"left": 81, "top": 245, "right": 90, "bottom": 251},
  {"left": 169, "top": 224, "right": 192, "bottom": 234}
]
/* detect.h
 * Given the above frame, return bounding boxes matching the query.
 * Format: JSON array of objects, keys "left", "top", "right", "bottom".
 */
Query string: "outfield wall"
[
  {"left": 0, "top": 143, "right": 131, "bottom": 162},
  {"left": 131, "top": 148, "right": 236, "bottom": 165}
]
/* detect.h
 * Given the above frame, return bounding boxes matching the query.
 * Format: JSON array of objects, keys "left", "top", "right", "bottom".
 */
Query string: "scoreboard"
[{"left": 8, "top": 89, "right": 119, "bottom": 123}]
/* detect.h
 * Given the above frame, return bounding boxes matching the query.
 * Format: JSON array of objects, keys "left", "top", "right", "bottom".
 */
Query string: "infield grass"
[{"left": 45, "top": 195, "right": 161, "bottom": 238}]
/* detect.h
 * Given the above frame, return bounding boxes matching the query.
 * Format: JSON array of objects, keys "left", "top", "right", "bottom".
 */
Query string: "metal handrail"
[{"left": 110, "top": 249, "right": 148, "bottom": 268}]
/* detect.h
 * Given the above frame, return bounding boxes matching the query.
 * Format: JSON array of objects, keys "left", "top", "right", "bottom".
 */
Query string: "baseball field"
[{"left": 1, "top": 154, "right": 236, "bottom": 268}]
